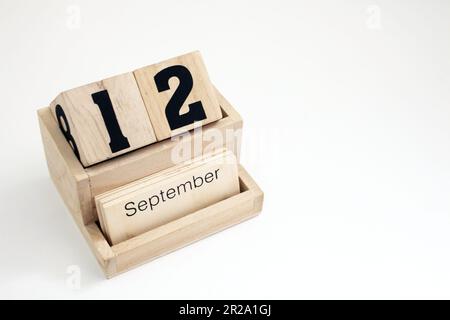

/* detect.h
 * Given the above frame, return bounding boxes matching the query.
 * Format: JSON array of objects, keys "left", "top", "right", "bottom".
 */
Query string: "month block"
[
  {"left": 134, "top": 51, "right": 222, "bottom": 141},
  {"left": 50, "top": 72, "right": 157, "bottom": 167},
  {"left": 95, "top": 149, "right": 240, "bottom": 245}
]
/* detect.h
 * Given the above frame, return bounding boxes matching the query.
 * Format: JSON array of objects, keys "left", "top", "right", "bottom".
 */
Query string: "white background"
[{"left": 1, "top": 0, "right": 450, "bottom": 299}]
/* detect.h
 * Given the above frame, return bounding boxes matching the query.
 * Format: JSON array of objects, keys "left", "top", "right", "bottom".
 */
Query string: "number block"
[
  {"left": 134, "top": 51, "right": 222, "bottom": 140},
  {"left": 50, "top": 73, "right": 157, "bottom": 167}
]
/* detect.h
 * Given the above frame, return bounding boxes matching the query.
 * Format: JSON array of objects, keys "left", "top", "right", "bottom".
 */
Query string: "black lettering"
[
  {"left": 214, "top": 168, "right": 220, "bottom": 179},
  {"left": 193, "top": 175, "right": 204, "bottom": 188},
  {"left": 204, "top": 172, "right": 214, "bottom": 183},
  {"left": 166, "top": 188, "right": 176, "bottom": 199},
  {"left": 91, "top": 90, "right": 130, "bottom": 153},
  {"left": 124, "top": 201, "right": 137, "bottom": 216},
  {"left": 149, "top": 195, "right": 159, "bottom": 210},
  {"left": 154, "top": 65, "right": 206, "bottom": 130},
  {"left": 159, "top": 190, "right": 166, "bottom": 202},
  {"left": 176, "top": 181, "right": 193, "bottom": 194}
]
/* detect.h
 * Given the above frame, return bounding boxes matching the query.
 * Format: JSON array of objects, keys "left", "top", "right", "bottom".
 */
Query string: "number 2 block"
[
  {"left": 49, "top": 73, "right": 157, "bottom": 167},
  {"left": 134, "top": 51, "right": 222, "bottom": 141}
]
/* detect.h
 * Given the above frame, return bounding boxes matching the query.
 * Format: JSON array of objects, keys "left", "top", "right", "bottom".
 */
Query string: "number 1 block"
[
  {"left": 50, "top": 73, "right": 157, "bottom": 167},
  {"left": 134, "top": 51, "right": 223, "bottom": 141}
]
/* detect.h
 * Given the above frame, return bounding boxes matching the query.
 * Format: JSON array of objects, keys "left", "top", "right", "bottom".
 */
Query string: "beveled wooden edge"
[{"left": 80, "top": 164, "right": 263, "bottom": 278}]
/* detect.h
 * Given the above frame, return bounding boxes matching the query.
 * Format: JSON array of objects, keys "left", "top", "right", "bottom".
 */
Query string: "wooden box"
[{"left": 38, "top": 87, "right": 264, "bottom": 278}]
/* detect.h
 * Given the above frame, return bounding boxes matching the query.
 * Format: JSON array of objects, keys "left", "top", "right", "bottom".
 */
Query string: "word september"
[
  {"left": 124, "top": 169, "right": 221, "bottom": 216},
  {"left": 95, "top": 149, "right": 239, "bottom": 244}
]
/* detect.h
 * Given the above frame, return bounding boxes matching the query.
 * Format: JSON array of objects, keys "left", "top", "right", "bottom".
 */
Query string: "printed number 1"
[{"left": 91, "top": 90, "right": 130, "bottom": 153}]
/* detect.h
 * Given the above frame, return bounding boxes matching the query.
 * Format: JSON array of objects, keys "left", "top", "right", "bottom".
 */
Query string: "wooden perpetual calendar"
[{"left": 38, "top": 51, "right": 264, "bottom": 278}]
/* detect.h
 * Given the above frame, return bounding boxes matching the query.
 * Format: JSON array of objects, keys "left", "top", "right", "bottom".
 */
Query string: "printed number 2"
[{"left": 154, "top": 65, "right": 207, "bottom": 130}]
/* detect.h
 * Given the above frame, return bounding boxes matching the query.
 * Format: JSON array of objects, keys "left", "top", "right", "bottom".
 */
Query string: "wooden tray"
[{"left": 38, "top": 87, "right": 263, "bottom": 278}]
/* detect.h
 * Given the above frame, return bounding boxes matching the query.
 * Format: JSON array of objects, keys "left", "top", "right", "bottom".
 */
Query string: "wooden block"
[
  {"left": 134, "top": 51, "right": 222, "bottom": 140},
  {"left": 96, "top": 149, "right": 240, "bottom": 245},
  {"left": 50, "top": 72, "right": 157, "bottom": 167}
]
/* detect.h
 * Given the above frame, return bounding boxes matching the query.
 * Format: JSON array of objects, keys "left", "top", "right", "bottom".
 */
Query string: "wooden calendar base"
[
  {"left": 79, "top": 165, "right": 262, "bottom": 278},
  {"left": 38, "top": 87, "right": 264, "bottom": 278}
]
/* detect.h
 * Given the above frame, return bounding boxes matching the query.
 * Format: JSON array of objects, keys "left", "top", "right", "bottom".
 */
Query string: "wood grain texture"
[
  {"left": 134, "top": 51, "right": 222, "bottom": 140},
  {"left": 50, "top": 72, "right": 157, "bottom": 166}
]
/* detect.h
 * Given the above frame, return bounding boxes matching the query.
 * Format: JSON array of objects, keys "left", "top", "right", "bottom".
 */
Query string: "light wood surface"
[
  {"left": 49, "top": 72, "right": 157, "bottom": 167},
  {"left": 96, "top": 149, "right": 240, "bottom": 244},
  {"left": 134, "top": 51, "right": 222, "bottom": 140}
]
